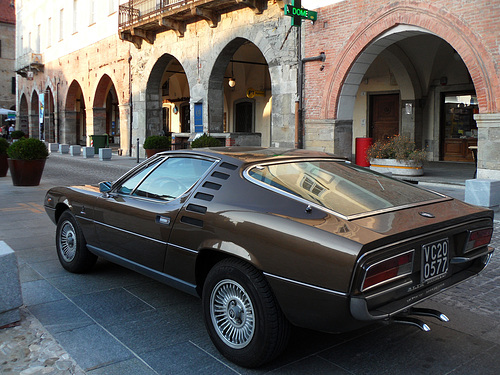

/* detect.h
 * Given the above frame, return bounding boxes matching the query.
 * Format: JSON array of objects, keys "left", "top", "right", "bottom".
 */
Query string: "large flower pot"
[
  {"left": 369, "top": 158, "right": 424, "bottom": 176},
  {"left": 0, "top": 154, "right": 8, "bottom": 177},
  {"left": 7, "top": 159, "right": 47, "bottom": 186}
]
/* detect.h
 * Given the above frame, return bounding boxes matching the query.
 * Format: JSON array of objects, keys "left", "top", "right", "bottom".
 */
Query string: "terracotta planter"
[
  {"left": 0, "top": 154, "right": 8, "bottom": 177},
  {"left": 145, "top": 148, "right": 168, "bottom": 158},
  {"left": 369, "top": 158, "right": 424, "bottom": 176},
  {"left": 8, "top": 159, "right": 47, "bottom": 186}
]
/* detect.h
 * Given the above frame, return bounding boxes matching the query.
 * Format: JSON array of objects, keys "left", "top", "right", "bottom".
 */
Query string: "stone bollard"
[
  {"left": 59, "top": 144, "right": 70, "bottom": 154},
  {"left": 70, "top": 145, "right": 81, "bottom": 156},
  {"left": 99, "top": 148, "right": 112, "bottom": 161},
  {"left": 82, "top": 147, "right": 95, "bottom": 158},
  {"left": 465, "top": 179, "right": 500, "bottom": 211},
  {"left": 0, "top": 241, "right": 23, "bottom": 327},
  {"left": 49, "top": 143, "right": 59, "bottom": 153}
]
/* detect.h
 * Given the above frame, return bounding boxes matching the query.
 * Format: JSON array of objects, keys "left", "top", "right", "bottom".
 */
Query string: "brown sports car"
[{"left": 44, "top": 148, "right": 494, "bottom": 367}]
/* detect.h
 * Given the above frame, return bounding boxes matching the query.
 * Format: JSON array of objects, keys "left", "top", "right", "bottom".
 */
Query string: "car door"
[{"left": 93, "top": 155, "right": 217, "bottom": 271}]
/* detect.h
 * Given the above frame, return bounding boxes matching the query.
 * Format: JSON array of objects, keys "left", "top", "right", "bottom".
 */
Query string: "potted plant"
[
  {"left": 7, "top": 137, "right": 49, "bottom": 186},
  {"left": 0, "top": 138, "right": 9, "bottom": 177},
  {"left": 10, "top": 130, "right": 26, "bottom": 141},
  {"left": 143, "top": 135, "right": 171, "bottom": 158},
  {"left": 191, "top": 134, "right": 222, "bottom": 148},
  {"left": 367, "top": 135, "right": 427, "bottom": 176}
]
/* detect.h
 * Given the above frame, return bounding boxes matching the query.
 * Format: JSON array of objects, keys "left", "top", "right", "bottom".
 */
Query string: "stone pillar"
[
  {"left": 333, "top": 119, "right": 353, "bottom": 160},
  {"left": 60, "top": 111, "right": 78, "bottom": 145},
  {"left": 475, "top": 113, "right": 500, "bottom": 180},
  {"left": 119, "top": 104, "right": 131, "bottom": 156},
  {"left": 29, "top": 114, "right": 39, "bottom": 139},
  {"left": 91, "top": 107, "right": 107, "bottom": 135}
]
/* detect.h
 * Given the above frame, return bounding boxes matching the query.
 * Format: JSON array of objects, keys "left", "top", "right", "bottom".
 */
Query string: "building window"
[
  {"left": 36, "top": 24, "right": 41, "bottom": 52},
  {"left": 47, "top": 18, "right": 52, "bottom": 47},
  {"left": 89, "top": 0, "right": 95, "bottom": 25},
  {"left": 59, "top": 9, "right": 64, "bottom": 41},
  {"left": 108, "top": 0, "right": 117, "bottom": 15},
  {"left": 73, "top": 0, "right": 78, "bottom": 33}
]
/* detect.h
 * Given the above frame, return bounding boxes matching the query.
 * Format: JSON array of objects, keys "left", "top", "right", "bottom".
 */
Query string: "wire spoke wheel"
[
  {"left": 210, "top": 279, "right": 255, "bottom": 349},
  {"left": 59, "top": 221, "right": 77, "bottom": 262}
]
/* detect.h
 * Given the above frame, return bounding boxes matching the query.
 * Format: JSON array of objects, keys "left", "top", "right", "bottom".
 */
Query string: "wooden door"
[{"left": 370, "top": 94, "right": 400, "bottom": 142}]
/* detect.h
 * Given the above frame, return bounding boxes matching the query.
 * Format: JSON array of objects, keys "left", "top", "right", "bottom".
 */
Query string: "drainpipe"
[
  {"left": 128, "top": 50, "right": 133, "bottom": 157},
  {"left": 296, "top": 50, "right": 326, "bottom": 149}
]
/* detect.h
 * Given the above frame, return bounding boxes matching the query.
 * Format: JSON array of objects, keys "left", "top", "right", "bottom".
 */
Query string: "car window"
[
  {"left": 117, "top": 158, "right": 163, "bottom": 195},
  {"left": 132, "top": 157, "right": 215, "bottom": 201},
  {"left": 247, "top": 160, "right": 443, "bottom": 217}
]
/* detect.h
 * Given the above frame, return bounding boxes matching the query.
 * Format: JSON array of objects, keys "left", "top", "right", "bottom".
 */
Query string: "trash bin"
[
  {"left": 89, "top": 135, "right": 109, "bottom": 154},
  {"left": 355, "top": 137, "right": 373, "bottom": 167}
]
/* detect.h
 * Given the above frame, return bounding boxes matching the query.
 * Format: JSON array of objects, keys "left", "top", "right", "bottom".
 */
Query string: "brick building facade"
[
  {"left": 14, "top": 0, "right": 500, "bottom": 179},
  {"left": 303, "top": 0, "right": 500, "bottom": 179}
]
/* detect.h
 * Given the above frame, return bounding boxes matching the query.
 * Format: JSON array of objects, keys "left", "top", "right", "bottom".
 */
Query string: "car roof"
[{"left": 161, "top": 147, "right": 345, "bottom": 165}]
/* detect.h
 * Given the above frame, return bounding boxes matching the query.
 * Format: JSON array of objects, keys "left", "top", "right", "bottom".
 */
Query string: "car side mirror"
[{"left": 99, "top": 181, "right": 113, "bottom": 194}]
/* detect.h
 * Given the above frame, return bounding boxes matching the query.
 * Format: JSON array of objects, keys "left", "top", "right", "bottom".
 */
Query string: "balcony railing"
[
  {"left": 15, "top": 51, "right": 44, "bottom": 77},
  {"left": 118, "top": 0, "right": 269, "bottom": 47},
  {"left": 119, "top": 0, "right": 188, "bottom": 29}
]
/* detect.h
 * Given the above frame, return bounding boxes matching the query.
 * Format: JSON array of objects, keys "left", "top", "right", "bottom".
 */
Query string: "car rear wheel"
[
  {"left": 202, "top": 258, "right": 290, "bottom": 368},
  {"left": 56, "top": 210, "right": 97, "bottom": 273}
]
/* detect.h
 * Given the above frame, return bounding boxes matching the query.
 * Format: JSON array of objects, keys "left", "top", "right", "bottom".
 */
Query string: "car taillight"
[
  {"left": 362, "top": 251, "right": 414, "bottom": 292},
  {"left": 465, "top": 228, "right": 493, "bottom": 253}
]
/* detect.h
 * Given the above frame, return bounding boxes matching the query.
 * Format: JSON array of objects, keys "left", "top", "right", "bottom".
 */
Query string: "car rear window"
[{"left": 246, "top": 160, "right": 445, "bottom": 217}]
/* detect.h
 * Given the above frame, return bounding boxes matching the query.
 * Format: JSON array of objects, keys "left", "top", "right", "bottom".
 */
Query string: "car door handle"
[{"left": 156, "top": 215, "right": 171, "bottom": 225}]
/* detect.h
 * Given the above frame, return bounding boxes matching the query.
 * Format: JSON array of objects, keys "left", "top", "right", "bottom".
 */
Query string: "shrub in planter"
[
  {"left": 367, "top": 135, "right": 427, "bottom": 176},
  {"left": 0, "top": 137, "right": 9, "bottom": 177},
  {"left": 7, "top": 138, "right": 49, "bottom": 186},
  {"left": 10, "top": 130, "right": 26, "bottom": 140},
  {"left": 143, "top": 135, "right": 171, "bottom": 157},
  {"left": 191, "top": 134, "right": 221, "bottom": 148}
]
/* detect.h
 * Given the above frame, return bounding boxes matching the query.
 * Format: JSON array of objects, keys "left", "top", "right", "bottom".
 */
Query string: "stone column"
[
  {"left": 119, "top": 104, "right": 131, "bottom": 156},
  {"left": 475, "top": 113, "right": 500, "bottom": 180},
  {"left": 91, "top": 107, "right": 107, "bottom": 135},
  {"left": 60, "top": 111, "right": 78, "bottom": 145},
  {"left": 29, "top": 114, "right": 40, "bottom": 139}
]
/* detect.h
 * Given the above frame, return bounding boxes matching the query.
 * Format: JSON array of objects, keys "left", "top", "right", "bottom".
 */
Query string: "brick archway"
[{"left": 322, "top": 2, "right": 499, "bottom": 119}]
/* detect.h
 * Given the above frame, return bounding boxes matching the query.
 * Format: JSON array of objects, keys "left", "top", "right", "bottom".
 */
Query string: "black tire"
[
  {"left": 56, "top": 210, "right": 97, "bottom": 273},
  {"left": 202, "top": 258, "right": 290, "bottom": 368}
]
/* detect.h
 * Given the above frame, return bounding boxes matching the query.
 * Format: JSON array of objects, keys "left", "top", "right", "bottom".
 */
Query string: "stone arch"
[
  {"left": 18, "top": 93, "right": 29, "bottom": 135},
  {"left": 29, "top": 90, "right": 40, "bottom": 139},
  {"left": 63, "top": 80, "right": 86, "bottom": 144},
  {"left": 43, "top": 86, "right": 56, "bottom": 142},
  {"left": 92, "top": 74, "right": 121, "bottom": 143},
  {"left": 323, "top": 3, "right": 499, "bottom": 119},
  {"left": 145, "top": 54, "right": 189, "bottom": 137},
  {"left": 207, "top": 36, "right": 274, "bottom": 145}
]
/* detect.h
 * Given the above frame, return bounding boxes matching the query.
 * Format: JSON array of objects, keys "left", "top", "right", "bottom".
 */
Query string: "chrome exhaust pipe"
[
  {"left": 409, "top": 307, "right": 449, "bottom": 322},
  {"left": 392, "top": 317, "right": 431, "bottom": 332}
]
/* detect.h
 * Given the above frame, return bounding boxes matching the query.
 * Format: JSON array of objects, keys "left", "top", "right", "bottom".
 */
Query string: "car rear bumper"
[{"left": 350, "top": 247, "right": 494, "bottom": 321}]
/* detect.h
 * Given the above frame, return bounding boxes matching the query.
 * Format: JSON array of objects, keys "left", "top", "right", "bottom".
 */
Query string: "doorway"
[{"left": 369, "top": 93, "right": 400, "bottom": 142}]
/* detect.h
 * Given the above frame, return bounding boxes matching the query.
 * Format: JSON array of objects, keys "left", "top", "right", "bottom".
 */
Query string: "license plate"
[{"left": 421, "top": 238, "right": 449, "bottom": 283}]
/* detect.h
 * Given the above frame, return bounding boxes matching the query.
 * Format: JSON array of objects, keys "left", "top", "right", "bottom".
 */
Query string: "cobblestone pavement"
[
  {"left": 429, "top": 221, "right": 500, "bottom": 318},
  {"left": 0, "top": 308, "right": 85, "bottom": 375}
]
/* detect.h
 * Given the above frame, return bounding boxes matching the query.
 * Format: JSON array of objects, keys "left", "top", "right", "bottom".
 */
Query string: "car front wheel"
[
  {"left": 56, "top": 210, "right": 97, "bottom": 273},
  {"left": 202, "top": 258, "right": 290, "bottom": 368}
]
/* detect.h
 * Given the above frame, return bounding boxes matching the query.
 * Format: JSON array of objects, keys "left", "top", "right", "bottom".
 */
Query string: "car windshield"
[{"left": 247, "top": 160, "right": 444, "bottom": 217}]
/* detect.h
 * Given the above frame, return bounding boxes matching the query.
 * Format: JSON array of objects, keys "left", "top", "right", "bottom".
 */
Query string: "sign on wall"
[{"left": 194, "top": 103, "right": 203, "bottom": 133}]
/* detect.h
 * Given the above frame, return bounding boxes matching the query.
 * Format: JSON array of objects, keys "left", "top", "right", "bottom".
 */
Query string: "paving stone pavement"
[{"left": 0, "top": 154, "right": 498, "bottom": 374}]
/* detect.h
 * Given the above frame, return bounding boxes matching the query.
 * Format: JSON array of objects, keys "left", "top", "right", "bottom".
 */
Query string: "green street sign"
[{"left": 284, "top": 0, "right": 317, "bottom": 26}]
